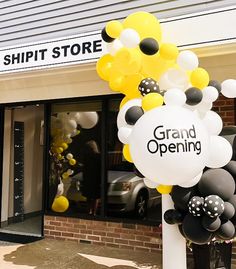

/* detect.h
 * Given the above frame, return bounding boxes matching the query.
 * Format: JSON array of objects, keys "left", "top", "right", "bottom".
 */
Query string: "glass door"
[{"left": 0, "top": 104, "right": 44, "bottom": 237}]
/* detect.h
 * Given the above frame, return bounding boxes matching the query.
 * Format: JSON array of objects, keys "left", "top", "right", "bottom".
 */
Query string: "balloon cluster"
[
  {"left": 50, "top": 111, "right": 98, "bottom": 212},
  {"left": 97, "top": 11, "right": 236, "bottom": 189},
  {"left": 164, "top": 166, "right": 236, "bottom": 245}
]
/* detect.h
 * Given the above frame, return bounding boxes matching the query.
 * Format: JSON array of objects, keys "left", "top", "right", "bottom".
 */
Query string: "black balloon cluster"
[{"left": 164, "top": 164, "right": 236, "bottom": 245}]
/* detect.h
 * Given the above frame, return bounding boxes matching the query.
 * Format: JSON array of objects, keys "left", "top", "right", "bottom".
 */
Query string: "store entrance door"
[{"left": 0, "top": 104, "right": 44, "bottom": 241}]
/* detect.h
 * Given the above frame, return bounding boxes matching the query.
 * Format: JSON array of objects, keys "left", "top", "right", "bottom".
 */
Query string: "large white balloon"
[
  {"left": 164, "top": 88, "right": 186, "bottom": 106},
  {"left": 159, "top": 69, "right": 189, "bottom": 92},
  {"left": 78, "top": 112, "right": 98, "bottom": 129},
  {"left": 202, "top": 111, "right": 223, "bottom": 135},
  {"left": 206, "top": 135, "right": 232, "bottom": 168},
  {"left": 120, "top": 28, "right": 140, "bottom": 48},
  {"left": 117, "top": 98, "right": 142, "bottom": 129},
  {"left": 143, "top": 178, "right": 159, "bottom": 188},
  {"left": 177, "top": 50, "right": 199, "bottom": 70},
  {"left": 179, "top": 172, "right": 203, "bottom": 188},
  {"left": 221, "top": 79, "right": 236, "bottom": 98},
  {"left": 129, "top": 106, "right": 209, "bottom": 185}
]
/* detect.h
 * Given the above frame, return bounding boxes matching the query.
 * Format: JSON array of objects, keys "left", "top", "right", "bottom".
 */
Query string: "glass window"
[
  {"left": 49, "top": 100, "right": 102, "bottom": 217},
  {"left": 106, "top": 99, "right": 162, "bottom": 222}
]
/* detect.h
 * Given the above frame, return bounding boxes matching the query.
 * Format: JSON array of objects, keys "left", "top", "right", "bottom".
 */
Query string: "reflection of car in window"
[{"left": 107, "top": 170, "right": 161, "bottom": 219}]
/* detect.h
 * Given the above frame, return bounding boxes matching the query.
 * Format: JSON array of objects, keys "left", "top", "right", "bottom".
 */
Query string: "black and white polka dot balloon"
[
  {"left": 188, "top": 196, "right": 204, "bottom": 217},
  {"left": 138, "top": 78, "right": 160, "bottom": 96},
  {"left": 203, "top": 195, "right": 224, "bottom": 218}
]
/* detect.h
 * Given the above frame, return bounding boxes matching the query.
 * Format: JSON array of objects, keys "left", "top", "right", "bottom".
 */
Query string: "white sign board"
[{"left": 0, "top": 32, "right": 107, "bottom": 74}]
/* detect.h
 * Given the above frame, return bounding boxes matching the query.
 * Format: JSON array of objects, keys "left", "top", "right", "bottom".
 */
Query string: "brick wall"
[
  {"left": 44, "top": 215, "right": 162, "bottom": 253},
  {"left": 213, "top": 95, "right": 235, "bottom": 126}
]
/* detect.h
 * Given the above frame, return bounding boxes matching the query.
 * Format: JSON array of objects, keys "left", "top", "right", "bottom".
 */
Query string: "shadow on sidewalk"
[{"left": 3, "top": 239, "right": 161, "bottom": 269}]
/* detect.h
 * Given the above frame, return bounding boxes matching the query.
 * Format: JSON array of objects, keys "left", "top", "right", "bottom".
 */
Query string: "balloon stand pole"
[{"left": 162, "top": 194, "right": 187, "bottom": 269}]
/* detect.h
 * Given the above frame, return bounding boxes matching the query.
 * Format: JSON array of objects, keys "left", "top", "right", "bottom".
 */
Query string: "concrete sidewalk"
[{"left": 0, "top": 238, "right": 162, "bottom": 269}]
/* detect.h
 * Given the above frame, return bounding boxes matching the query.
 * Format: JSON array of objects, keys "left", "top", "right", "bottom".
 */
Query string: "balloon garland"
[
  {"left": 50, "top": 111, "right": 98, "bottom": 212},
  {"left": 96, "top": 11, "right": 236, "bottom": 269}
]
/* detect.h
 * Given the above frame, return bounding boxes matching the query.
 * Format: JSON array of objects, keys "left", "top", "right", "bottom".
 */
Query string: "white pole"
[{"left": 162, "top": 194, "right": 187, "bottom": 269}]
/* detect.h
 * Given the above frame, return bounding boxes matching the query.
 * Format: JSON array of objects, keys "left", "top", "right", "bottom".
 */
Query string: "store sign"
[{"left": 0, "top": 32, "right": 107, "bottom": 73}]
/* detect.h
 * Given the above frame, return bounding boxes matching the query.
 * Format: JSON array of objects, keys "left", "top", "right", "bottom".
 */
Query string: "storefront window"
[
  {"left": 49, "top": 101, "right": 102, "bottom": 217},
  {"left": 106, "top": 99, "right": 162, "bottom": 222},
  {"left": 48, "top": 98, "right": 161, "bottom": 222}
]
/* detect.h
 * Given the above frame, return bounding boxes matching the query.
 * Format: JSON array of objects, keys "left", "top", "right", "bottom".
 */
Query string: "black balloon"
[
  {"left": 202, "top": 195, "right": 224, "bottom": 218},
  {"left": 101, "top": 28, "right": 114, "bottom": 43},
  {"left": 221, "top": 202, "right": 235, "bottom": 220},
  {"left": 208, "top": 80, "right": 221, "bottom": 93},
  {"left": 198, "top": 169, "right": 235, "bottom": 200},
  {"left": 164, "top": 209, "right": 176, "bottom": 224},
  {"left": 171, "top": 186, "right": 197, "bottom": 211},
  {"left": 139, "top": 38, "right": 159, "bottom": 55},
  {"left": 224, "top": 161, "right": 236, "bottom": 179},
  {"left": 182, "top": 214, "right": 212, "bottom": 245},
  {"left": 201, "top": 215, "right": 221, "bottom": 232},
  {"left": 188, "top": 196, "right": 204, "bottom": 217},
  {"left": 228, "top": 195, "right": 236, "bottom": 210},
  {"left": 138, "top": 78, "right": 160, "bottom": 96},
  {"left": 185, "top": 87, "right": 203, "bottom": 106},
  {"left": 216, "top": 220, "right": 235, "bottom": 240},
  {"left": 125, "top": 106, "right": 144, "bottom": 125}
]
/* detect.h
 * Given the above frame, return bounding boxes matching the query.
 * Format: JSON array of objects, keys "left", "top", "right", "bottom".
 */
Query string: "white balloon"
[
  {"left": 117, "top": 98, "right": 142, "bottom": 129},
  {"left": 159, "top": 69, "right": 189, "bottom": 92},
  {"left": 221, "top": 79, "right": 236, "bottom": 98},
  {"left": 129, "top": 106, "right": 209, "bottom": 185},
  {"left": 143, "top": 178, "right": 159, "bottom": 188},
  {"left": 177, "top": 50, "right": 199, "bottom": 70},
  {"left": 57, "top": 182, "right": 64, "bottom": 196},
  {"left": 206, "top": 136, "right": 232, "bottom": 168},
  {"left": 120, "top": 28, "right": 140, "bottom": 48},
  {"left": 202, "top": 111, "right": 223, "bottom": 135},
  {"left": 64, "top": 119, "right": 77, "bottom": 133},
  {"left": 179, "top": 171, "right": 203, "bottom": 188},
  {"left": 194, "top": 101, "right": 213, "bottom": 118},
  {"left": 66, "top": 153, "right": 73, "bottom": 160},
  {"left": 164, "top": 88, "right": 186, "bottom": 106},
  {"left": 202, "top": 86, "right": 219, "bottom": 103},
  {"left": 107, "top": 39, "right": 123, "bottom": 56},
  {"left": 69, "top": 112, "right": 80, "bottom": 124},
  {"left": 118, "top": 126, "right": 132, "bottom": 144},
  {"left": 67, "top": 169, "right": 74, "bottom": 175},
  {"left": 78, "top": 112, "right": 98, "bottom": 129},
  {"left": 70, "top": 129, "right": 79, "bottom": 137}
]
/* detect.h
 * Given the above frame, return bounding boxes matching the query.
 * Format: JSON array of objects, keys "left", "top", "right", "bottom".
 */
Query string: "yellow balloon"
[
  {"left": 106, "top": 20, "right": 123, "bottom": 38},
  {"left": 52, "top": 196, "right": 69, "bottom": 213},
  {"left": 96, "top": 54, "right": 113, "bottom": 81},
  {"left": 160, "top": 43, "right": 179, "bottom": 60},
  {"left": 142, "top": 93, "right": 164, "bottom": 111},
  {"left": 109, "top": 68, "right": 126, "bottom": 92},
  {"left": 190, "top": 67, "right": 209, "bottom": 89},
  {"left": 121, "top": 73, "right": 143, "bottom": 99},
  {"left": 57, "top": 153, "right": 63, "bottom": 160},
  {"left": 56, "top": 147, "right": 63, "bottom": 154},
  {"left": 141, "top": 54, "right": 175, "bottom": 80},
  {"left": 112, "top": 48, "right": 142, "bottom": 75},
  {"left": 123, "top": 11, "right": 162, "bottom": 42},
  {"left": 119, "top": 96, "right": 130, "bottom": 109},
  {"left": 62, "top": 172, "right": 69, "bottom": 179},
  {"left": 69, "top": 158, "right": 76, "bottom": 166},
  {"left": 60, "top": 142, "right": 68, "bottom": 150},
  {"left": 157, "top": 185, "right": 173, "bottom": 194},
  {"left": 123, "top": 144, "right": 133, "bottom": 163}
]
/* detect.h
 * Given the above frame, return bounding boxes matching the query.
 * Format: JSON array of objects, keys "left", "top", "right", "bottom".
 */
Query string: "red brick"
[
  {"left": 120, "top": 233, "right": 135, "bottom": 240},
  {"left": 44, "top": 225, "right": 55, "bottom": 230},
  {"left": 144, "top": 242, "right": 160, "bottom": 249},
  {"left": 93, "top": 231, "right": 106, "bottom": 236},
  {"left": 45, "top": 216, "right": 56, "bottom": 221},
  {"left": 62, "top": 222, "right": 73, "bottom": 228},
  {"left": 107, "top": 232, "right": 120, "bottom": 238},
  {"left": 107, "top": 222, "right": 122, "bottom": 228},
  {"left": 50, "top": 221, "right": 61, "bottom": 226},
  {"left": 62, "top": 232, "right": 74, "bottom": 237},
  {"left": 55, "top": 226, "right": 67, "bottom": 232},
  {"left": 129, "top": 240, "right": 144, "bottom": 247},
  {"left": 67, "top": 218, "right": 80, "bottom": 223},
  {"left": 80, "top": 229, "right": 93, "bottom": 235},
  {"left": 101, "top": 237, "right": 114, "bottom": 243},
  {"left": 92, "top": 241, "right": 105, "bottom": 246},
  {"left": 50, "top": 231, "right": 61, "bottom": 236},
  {"left": 114, "top": 238, "right": 129, "bottom": 245},
  {"left": 73, "top": 234, "right": 87, "bottom": 239},
  {"left": 135, "top": 235, "right": 151, "bottom": 242},
  {"left": 136, "top": 225, "right": 152, "bottom": 231},
  {"left": 87, "top": 235, "right": 100, "bottom": 241},
  {"left": 55, "top": 216, "right": 67, "bottom": 222},
  {"left": 74, "top": 224, "right": 87, "bottom": 229}
]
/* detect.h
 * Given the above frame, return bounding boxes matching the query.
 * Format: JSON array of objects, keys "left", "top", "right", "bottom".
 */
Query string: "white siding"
[{"left": 0, "top": 0, "right": 235, "bottom": 47}]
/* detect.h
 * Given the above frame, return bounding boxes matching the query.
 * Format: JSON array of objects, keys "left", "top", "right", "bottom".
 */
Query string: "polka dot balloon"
[
  {"left": 203, "top": 195, "right": 224, "bottom": 218},
  {"left": 188, "top": 196, "right": 204, "bottom": 217},
  {"left": 138, "top": 78, "right": 160, "bottom": 96}
]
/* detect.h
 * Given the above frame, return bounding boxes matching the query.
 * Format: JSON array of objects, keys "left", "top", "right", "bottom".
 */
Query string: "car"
[{"left": 65, "top": 170, "right": 161, "bottom": 219}]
